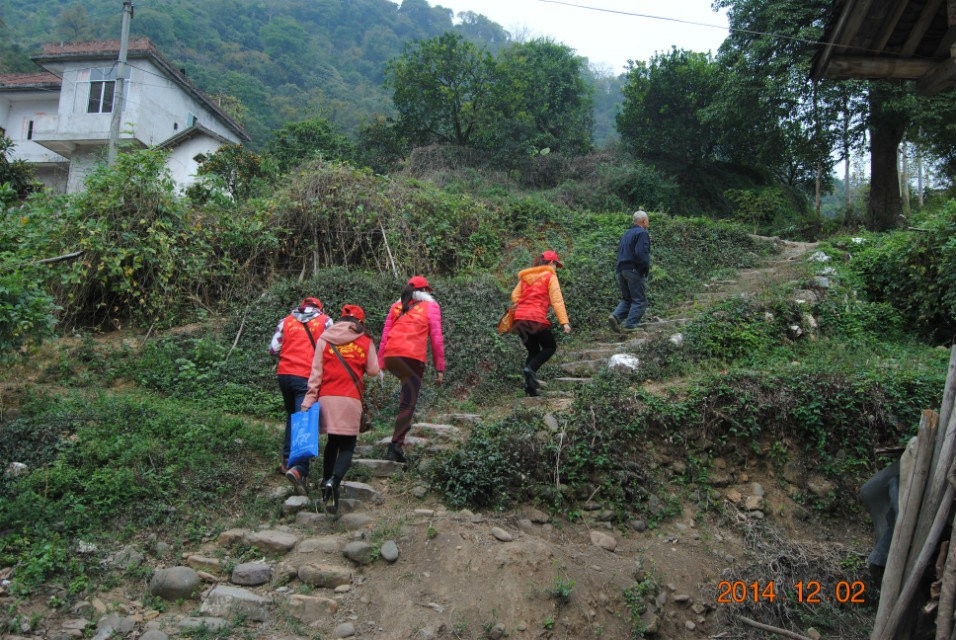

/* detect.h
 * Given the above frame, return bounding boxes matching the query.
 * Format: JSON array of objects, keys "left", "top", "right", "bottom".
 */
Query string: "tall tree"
[
  {"left": 616, "top": 48, "right": 723, "bottom": 163},
  {"left": 56, "top": 4, "right": 94, "bottom": 42},
  {"left": 489, "top": 38, "right": 594, "bottom": 159},
  {"left": 386, "top": 32, "right": 496, "bottom": 147}
]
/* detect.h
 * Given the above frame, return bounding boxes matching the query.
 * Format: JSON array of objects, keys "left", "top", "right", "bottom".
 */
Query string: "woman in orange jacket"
[{"left": 510, "top": 250, "right": 571, "bottom": 396}]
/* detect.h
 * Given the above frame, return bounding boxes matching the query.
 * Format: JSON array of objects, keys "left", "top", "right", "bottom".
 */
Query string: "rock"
[
  {"left": 343, "top": 541, "right": 376, "bottom": 565},
  {"left": 380, "top": 540, "right": 399, "bottom": 562},
  {"left": 339, "top": 512, "right": 375, "bottom": 530},
  {"left": 245, "top": 529, "right": 300, "bottom": 554},
  {"left": 608, "top": 353, "right": 640, "bottom": 371},
  {"left": 297, "top": 536, "right": 346, "bottom": 554},
  {"left": 185, "top": 555, "right": 221, "bottom": 573},
  {"left": 199, "top": 585, "right": 271, "bottom": 621},
  {"left": 139, "top": 631, "right": 169, "bottom": 640},
  {"left": 179, "top": 617, "right": 229, "bottom": 632},
  {"left": 298, "top": 563, "right": 352, "bottom": 588},
  {"left": 669, "top": 333, "right": 684, "bottom": 347},
  {"left": 216, "top": 528, "right": 248, "bottom": 546},
  {"left": 491, "top": 527, "right": 514, "bottom": 542},
  {"left": 744, "top": 495, "right": 764, "bottom": 511},
  {"left": 283, "top": 495, "right": 310, "bottom": 514},
  {"left": 334, "top": 622, "right": 356, "bottom": 638},
  {"left": 590, "top": 531, "right": 617, "bottom": 552},
  {"left": 149, "top": 566, "right": 201, "bottom": 601},
  {"left": 4, "top": 461, "right": 28, "bottom": 478},
  {"left": 629, "top": 519, "right": 648, "bottom": 532},
  {"left": 231, "top": 562, "right": 272, "bottom": 586},
  {"left": 287, "top": 594, "right": 338, "bottom": 622},
  {"left": 296, "top": 511, "right": 330, "bottom": 526}
]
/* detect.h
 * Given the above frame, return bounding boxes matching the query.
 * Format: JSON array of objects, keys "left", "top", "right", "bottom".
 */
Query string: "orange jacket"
[{"left": 511, "top": 265, "right": 569, "bottom": 326}]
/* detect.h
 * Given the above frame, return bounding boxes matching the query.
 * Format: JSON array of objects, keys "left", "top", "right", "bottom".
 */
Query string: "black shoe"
[
  {"left": 386, "top": 442, "right": 407, "bottom": 464},
  {"left": 523, "top": 367, "right": 540, "bottom": 390},
  {"left": 322, "top": 476, "right": 339, "bottom": 513},
  {"left": 525, "top": 386, "right": 539, "bottom": 397},
  {"left": 608, "top": 314, "right": 621, "bottom": 332}
]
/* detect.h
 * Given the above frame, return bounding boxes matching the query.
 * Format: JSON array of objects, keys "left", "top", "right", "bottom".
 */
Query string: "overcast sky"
[{"left": 428, "top": 0, "right": 730, "bottom": 73}]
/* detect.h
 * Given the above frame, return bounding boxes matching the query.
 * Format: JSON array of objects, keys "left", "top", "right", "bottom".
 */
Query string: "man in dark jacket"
[{"left": 609, "top": 210, "right": 651, "bottom": 331}]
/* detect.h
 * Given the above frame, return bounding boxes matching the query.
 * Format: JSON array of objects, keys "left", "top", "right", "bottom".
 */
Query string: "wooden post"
[{"left": 872, "top": 410, "right": 940, "bottom": 639}]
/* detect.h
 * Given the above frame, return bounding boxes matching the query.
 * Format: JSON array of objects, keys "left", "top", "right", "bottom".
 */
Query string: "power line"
[{"left": 537, "top": 0, "right": 902, "bottom": 58}]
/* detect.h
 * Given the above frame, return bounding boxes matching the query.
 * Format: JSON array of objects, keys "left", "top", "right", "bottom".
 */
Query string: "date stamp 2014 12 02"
[{"left": 716, "top": 580, "right": 866, "bottom": 605}]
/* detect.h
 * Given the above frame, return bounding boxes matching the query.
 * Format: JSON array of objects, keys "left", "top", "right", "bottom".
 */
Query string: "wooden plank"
[
  {"left": 874, "top": 0, "right": 915, "bottom": 52},
  {"left": 826, "top": 55, "right": 934, "bottom": 78},
  {"left": 917, "top": 56, "right": 956, "bottom": 95},
  {"left": 903, "top": 0, "right": 946, "bottom": 56}
]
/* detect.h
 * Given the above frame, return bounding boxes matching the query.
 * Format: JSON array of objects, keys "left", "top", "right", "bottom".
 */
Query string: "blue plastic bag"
[{"left": 288, "top": 403, "right": 320, "bottom": 466}]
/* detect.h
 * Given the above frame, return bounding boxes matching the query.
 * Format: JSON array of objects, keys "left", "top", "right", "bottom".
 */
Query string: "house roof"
[
  {"left": 156, "top": 122, "right": 233, "bottom": 150},
  {"left": 31, "top": 38, "right": 250, "bottom": 141},
  {"left": 0, "top": 72, "right": 61, "bottom": 90},
  {"left": 810, "top": 0, "right": 956, "bottom": 96}
]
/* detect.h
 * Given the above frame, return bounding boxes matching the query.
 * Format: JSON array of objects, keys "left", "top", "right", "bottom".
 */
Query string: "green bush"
[
  {"left": 0, "top": 391, "right": 275, "bottom": 594},
  {"left": 842, "top": 203, "right": 956, "bottom": 341}
]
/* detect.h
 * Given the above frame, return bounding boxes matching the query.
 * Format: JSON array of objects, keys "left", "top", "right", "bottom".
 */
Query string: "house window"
[
  {"left": 186, "top": 112, "right": 198, "bottom": 127},
  {"left": 27, "top": 121, "right": 33, "bottom": 140},
  {"left": 87, "top": 68, "right": 116, "bottom": 114}
]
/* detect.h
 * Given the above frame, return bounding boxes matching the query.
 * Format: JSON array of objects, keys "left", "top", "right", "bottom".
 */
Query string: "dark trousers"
[
  {"left": 323, "top": 433, "right": 357, "bottom": 481},
  {"left": 277, "top": 374, "right": 311, "bottom": 475},
  {"left": 515, "top": 321, "right": 557, "bottom": 372},
  {"left": 384, "top": 356, "right": 425, "bottom": 446},
  {"left": 612, "top": 268, "right": 648, "bottom": 328}
]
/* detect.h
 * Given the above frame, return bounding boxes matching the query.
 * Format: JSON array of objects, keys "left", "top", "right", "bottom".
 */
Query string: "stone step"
[
  {"left": 352, "top": 458, "right": 405, "bottom": 477},
  {"left": 560, "top": 359, "right": 607, "bottom": 376},
  {"left": 553, "top": 376, "right": 592, "bottom": 385},
  {"left": 410, "top": 422, "right": 463, "bottom": 441},
  {"left": 433, "top": 412, "right": 483, "bottom": 426}
]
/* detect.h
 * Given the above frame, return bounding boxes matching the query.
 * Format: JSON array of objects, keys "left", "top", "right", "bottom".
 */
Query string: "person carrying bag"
[{"left": 301, "top": 305, "right": 380, "bottom": 513}]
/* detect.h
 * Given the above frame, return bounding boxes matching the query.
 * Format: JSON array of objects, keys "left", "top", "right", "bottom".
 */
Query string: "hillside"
[
  {"left": 0, "top": 238, "right": 894, "bottom": 640},
  {"left": 0, "top": 0, "right": 624, "bottom": 148}
]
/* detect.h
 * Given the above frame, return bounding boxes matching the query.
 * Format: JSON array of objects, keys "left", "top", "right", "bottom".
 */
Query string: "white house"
[{"left": 0, "top": 38, "right": 249, "bottom": 193}]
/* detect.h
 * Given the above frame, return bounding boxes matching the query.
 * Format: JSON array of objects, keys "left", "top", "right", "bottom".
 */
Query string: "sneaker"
[
  {"left": 607, "top": 314, "right": 621, "bottom": 332},
  {"left": 386, "top": 442, "right": 408, "bottom": 464},
  {"left": 285, "top": 467, "right": 308, "bottom": 495},
  {"left": 525, "top": 387, "right": 539, "bottom": 397},
  {"left": 523, "top": 367, "right": 540, "bottom": 390}
]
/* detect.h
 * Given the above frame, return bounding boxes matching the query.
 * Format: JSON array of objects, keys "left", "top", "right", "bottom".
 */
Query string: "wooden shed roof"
[{"left": 811, "top": 0, "right": 956, "bottom": 95}]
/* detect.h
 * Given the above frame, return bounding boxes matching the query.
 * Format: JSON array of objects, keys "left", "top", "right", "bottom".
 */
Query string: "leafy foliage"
[
  {"left": 839, "top": 204, "right": 956, "bottom": 341},
  {"left": 0, "top": 391, "right": 274, "bottom": 594}
]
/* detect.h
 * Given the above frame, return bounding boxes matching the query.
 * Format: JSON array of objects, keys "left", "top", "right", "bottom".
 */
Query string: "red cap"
[
  {"left": 341, "top": 304, "right": 365, "bottom": 323},
  {"left": 301, "top": 297, "right": 322, "bottom": 309},
  {"left": 541, "top": 250, "right": 564, "bottom": 268},
  {"left": 407, "top": 275, "right": 432, "bottom": 291}
]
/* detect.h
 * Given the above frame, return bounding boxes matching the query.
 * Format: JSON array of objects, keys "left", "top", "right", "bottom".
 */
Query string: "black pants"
[
  {"left": 323, "top": 433, "right": 357, "bottom": 481},
  {"left": 514, "top": 321, "right": 557, "bottom": 372},
  {"left": 384, "top": 356, "right": 426, "bottom": 446},
  {"left": 277, "top": 374, "right": 310, "bottom": 474}
]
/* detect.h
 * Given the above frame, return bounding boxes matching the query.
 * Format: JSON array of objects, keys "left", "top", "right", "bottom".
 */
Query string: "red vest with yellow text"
[
  {"left": 318, "top": 334, "right": 372, "bottom": 398},
  {"left": 276, "top": 314, "right": 329, "bottom": 377}
]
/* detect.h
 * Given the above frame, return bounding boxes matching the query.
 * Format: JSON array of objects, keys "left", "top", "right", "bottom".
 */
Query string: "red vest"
[
  {"left": 318, "top": 334, "right": 372, "bottom": 399},
  {"left": 515, "top": 271, "right": 553, "bottom": 325},
  {"left": 276, "top": 314, "right": 329, "bottom": 377},
  {"left": 382, "top": 300, "right": 432, "bottom": 362}
]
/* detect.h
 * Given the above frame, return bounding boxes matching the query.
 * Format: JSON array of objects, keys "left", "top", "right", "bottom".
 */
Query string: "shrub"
[{"left": 843, "top": 203, "right": 956, "bottom": 341}]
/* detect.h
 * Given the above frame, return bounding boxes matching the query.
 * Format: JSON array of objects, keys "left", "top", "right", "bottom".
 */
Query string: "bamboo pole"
[
  {"left": 909, "top": 350, "right": 956, "bottom": 577},
  {"left": 880, "top": 479, "right": 955, "bottom": 639},
  {"left": 935, "top": 509, "right": 956, "bottom": 640},
  {"left": 872, "top": 410, "right": 940, "bottom": 639}
]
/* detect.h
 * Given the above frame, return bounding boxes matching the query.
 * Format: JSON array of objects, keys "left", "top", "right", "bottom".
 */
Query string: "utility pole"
[{"left": 107, "top": 1, "right": 133, "bottom": 164}]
